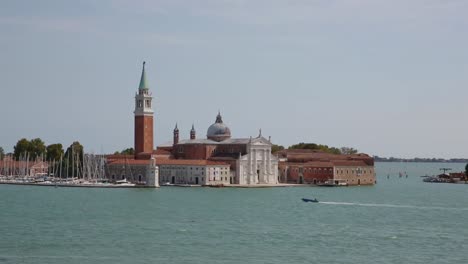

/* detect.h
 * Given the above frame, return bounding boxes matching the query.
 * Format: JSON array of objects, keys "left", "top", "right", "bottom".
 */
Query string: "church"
[
  {"left": 158, "top": 112, "right": 279, "bottom": 185},
  {"left": 106, "top": 62, "right": 279, "bottom": 186}
]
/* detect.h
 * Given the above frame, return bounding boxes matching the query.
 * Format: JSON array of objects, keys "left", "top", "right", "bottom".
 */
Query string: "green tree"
[
  {"left": 121, "top": 148, "right": 134, "bottom": 155},
  {"left": 289, "top": 143, "right": 319, "bottom": 150},
  {"left": 61, "top": 142, "right": 84, "bottom": 178},
  {"left": 0, "top": 146, "right": 4, "bottom": 160},
  {"left": 46, "top": 143, "right": 64, "bottom": 161},
  {"left": 340, "top": 147, "right": 358, "bottom": 155},
  {"left": 29, "top": 138, "right": 46, "bottom": 160},
  {"left": 271, "top": 144, "right": 284, "bottom": 154},
  {"left": 13, "top": 138, "right": 30, "bottom": 159}
]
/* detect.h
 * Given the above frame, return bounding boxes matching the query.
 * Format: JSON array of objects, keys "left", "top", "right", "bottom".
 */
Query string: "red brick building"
[{"left": 277, "top": 149, "right": 375, "bottom": 185}]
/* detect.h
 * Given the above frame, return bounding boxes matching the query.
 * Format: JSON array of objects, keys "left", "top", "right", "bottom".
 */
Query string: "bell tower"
[{"left": 134, "top": 61, "right": 154, "bottom": 159}]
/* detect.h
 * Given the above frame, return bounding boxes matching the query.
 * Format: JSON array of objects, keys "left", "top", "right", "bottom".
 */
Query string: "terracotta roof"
[
  {"left": 0, "top": 160, "right": 48, "bottom": 169},
  {"left": 156, "top": 159, "right": 228, "bottom": 166},
  {"left": 286, "top": 161, "right": 334, "bottom": 167},
  {"left": 153, "top": 148, "right": 172, "bottom": 155},
  {"left": 276, "top": 149, "right": 373, "bottom": 165},
  {"left": 106, "top": 154, "right": 134, "bottom": 160},
  {"left": 107, "top": 159, "right": 151, "bottom": 165},
  {"left": 332, "top": 160, "right": 370, "bottom": 167}
]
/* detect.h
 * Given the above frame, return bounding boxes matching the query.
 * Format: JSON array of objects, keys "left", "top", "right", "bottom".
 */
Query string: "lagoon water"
[{"left": 1, "top": 162, "right": 467, "bottom": 264}]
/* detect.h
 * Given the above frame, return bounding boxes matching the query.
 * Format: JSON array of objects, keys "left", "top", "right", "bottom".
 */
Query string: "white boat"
[
  {"left": 317, "top": 180, "right": 348, "bottom": 187},
  {"left": 115, "top": 178, "right": 136, "bottom": 186}
]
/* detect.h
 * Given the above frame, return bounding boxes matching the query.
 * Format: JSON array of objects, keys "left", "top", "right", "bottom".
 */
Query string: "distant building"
[
  {"left": 106, "top": 62, "right": 158, "bottom": 187},
  {"left": 158, "top": 159, "right": 231, "bottom": 185},
  {"left": 158, "top": 113, "right": 279, "bottom": 185},
  {"left": 276, "top": 149, "right": 375, "bottom": 185},
  {"left": 0, "top": 156, "right": 48, "bottom": 177}
]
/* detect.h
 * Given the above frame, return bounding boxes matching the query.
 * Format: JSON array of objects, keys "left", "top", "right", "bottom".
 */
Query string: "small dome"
[{"left": 207, "top": 112, "right": 231, "bottom": 142}]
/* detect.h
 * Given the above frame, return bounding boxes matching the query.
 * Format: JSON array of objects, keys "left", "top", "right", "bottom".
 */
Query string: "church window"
[{"left": 138, "top": 100, "right": 143, "bottom": 108}]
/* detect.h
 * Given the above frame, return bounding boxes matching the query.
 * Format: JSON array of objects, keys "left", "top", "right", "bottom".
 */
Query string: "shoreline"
[{"left": 0, "top": 181, "right": 309, "bottom": 189}]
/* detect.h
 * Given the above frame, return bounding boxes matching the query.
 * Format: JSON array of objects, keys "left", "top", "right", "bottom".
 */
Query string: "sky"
[{"left": 0, "top": 0, "right": 467, "bottom": 158}]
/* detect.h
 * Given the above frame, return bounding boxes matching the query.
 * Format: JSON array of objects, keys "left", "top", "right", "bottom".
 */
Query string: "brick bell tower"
[{"left": 134, "top": 61, "right": 154, "bottom": 159}]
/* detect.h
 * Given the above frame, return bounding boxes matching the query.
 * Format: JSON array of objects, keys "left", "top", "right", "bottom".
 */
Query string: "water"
[{"left": 1, "top": 162, "right": 467, "bottom": 264}]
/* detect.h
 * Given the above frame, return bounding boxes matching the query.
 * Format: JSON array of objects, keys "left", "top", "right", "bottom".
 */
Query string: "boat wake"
[{"left": 318, "top": 201, "right": 468, "bottom": 211}]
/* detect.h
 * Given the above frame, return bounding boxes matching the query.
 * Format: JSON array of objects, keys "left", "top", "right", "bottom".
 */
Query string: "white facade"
[
  {"left": 236, "top": 136, "right": 279, "bottom": 184},
  {"left": 159, "top": 164, "right": 231, "bottom": 185},
  {"left": 146, "top": 158, "right": 159, "bottom": 187}
]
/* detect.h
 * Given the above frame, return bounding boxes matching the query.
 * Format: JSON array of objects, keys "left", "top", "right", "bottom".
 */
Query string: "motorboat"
[{"left": 302, "top": 198, "right": 319, "bottom": 203}]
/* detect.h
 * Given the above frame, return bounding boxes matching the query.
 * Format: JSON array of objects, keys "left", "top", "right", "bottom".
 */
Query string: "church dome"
[{"left": 207, "top": 112, "right": 231, "bottom": 142}]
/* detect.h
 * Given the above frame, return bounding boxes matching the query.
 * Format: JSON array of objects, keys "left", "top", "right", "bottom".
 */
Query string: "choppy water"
[{"left": 1, "top": 162, "right": 467, "bottom": 264}]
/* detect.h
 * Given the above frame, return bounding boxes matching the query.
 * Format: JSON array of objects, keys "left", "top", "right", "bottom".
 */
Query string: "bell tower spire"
[
  {"left": 139, "top": 61, "right": 149, "bottom": 90},
  {"left": 134, "top": 61, "right": 154, "bottom": 159},
  {"left": 190, "top": 124, "right": 196, "bottom": 140}
]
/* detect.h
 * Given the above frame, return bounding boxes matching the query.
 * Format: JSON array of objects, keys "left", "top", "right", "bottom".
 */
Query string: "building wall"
[
  {"left": 107, "top": 164, "right": 149, "bottom": 183},
  {"left": 134, "top": 115, "right": 153, "bottom": 156},
  {"left": 333, "top": 166, "right": 375, "bottom": 185},
  {"left": 174, "top": 144, "right": 216, "bottom": 160},
  {"left": 173, "top": 143, "right": 247, "bottom": 160},
  {"left": 159, "top": 164, "right": 231, "bottom": 185},
  {"left": 237, "top": 145, "right": 278, "bottom": 184},
  {"left": 279, "top": 164, "right": 333, "bottom": 184}
]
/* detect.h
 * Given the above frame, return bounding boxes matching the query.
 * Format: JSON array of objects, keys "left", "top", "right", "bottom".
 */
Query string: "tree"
[
  {"left": 289, "top": 143, "right": 319, "bottom": 150},
  {"left": 340, "top": 147, "right": 358, "bottom": 155},
  {"left": 61, "top": 141, "right": 84, "bottom": 178},
  {"left": 121, "top": 148, "right": 134, "bottom": 155},
  {"left": 13, "top": 138, "right": 30, "bottom": 159},
  {"left": 46, "top": 143, "right": 64, "bottom": 161},
  {"left": 288, "top": 142, "right": 340, "bottom": 154},
  {"left": 0, "top": 147, "right": 4, "bottom": 160},
  {"left": 29, "top": 138, "right": 46, "bottom": 160},
  {"left": 13, "top": 138, "right": 47, "bottom": 160},
  {"left": 271, "top": 144, "right": 284, "bottom": 154}
]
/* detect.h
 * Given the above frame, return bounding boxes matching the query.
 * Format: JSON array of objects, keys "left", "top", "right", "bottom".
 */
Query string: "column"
[
  {"left": 252, "top": 149, "right": 257, "bottom": 184},
  {"left": 262, "top": 149, "right": 267, "bottom": 183}
]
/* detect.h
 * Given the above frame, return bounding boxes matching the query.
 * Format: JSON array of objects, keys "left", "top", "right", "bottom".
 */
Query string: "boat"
[
  {"left": 317, "top": 179, "right": 348, "bottom": 187},
  {"left": 302, "top": 198, "right": 319, "bottom": 203}
]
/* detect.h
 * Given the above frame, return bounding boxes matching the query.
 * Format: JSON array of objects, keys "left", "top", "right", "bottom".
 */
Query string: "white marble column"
[
  {"left": 253, "top": 149, "right": 257, "bottom": 184},
  {"left": 262, "top": 149, "right": 267, "bottom": 183}
]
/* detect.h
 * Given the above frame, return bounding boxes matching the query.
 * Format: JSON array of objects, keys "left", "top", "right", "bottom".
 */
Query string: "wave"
[{"left": 318, "top": 201, "right": 468, "bottom": 211}]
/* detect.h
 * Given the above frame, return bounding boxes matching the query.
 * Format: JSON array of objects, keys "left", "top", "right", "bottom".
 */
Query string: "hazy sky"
[{"left": 1, "top": 0, "right": 467, "bottom": 158}]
